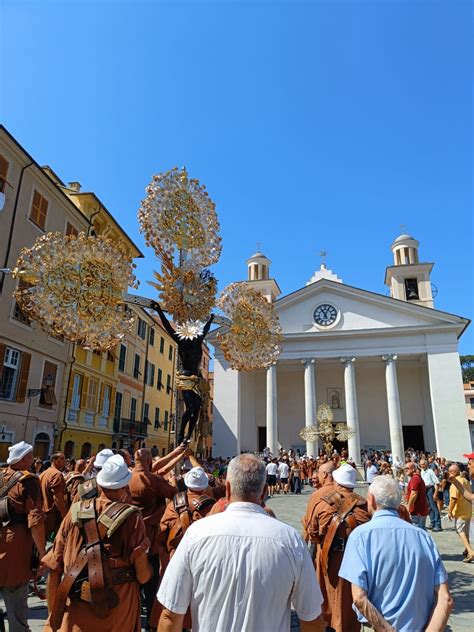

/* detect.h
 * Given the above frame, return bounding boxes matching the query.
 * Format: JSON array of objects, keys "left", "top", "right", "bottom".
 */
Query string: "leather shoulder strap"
[
  {"left": 50, "top": 549, "right": 89, "bottom": 631},
  {"left": 0, "top": 471, "right": 24, "bottom": 499},
  {"left": 320, "top": 495, "right": 360, "bottom": 574},
  {"left": 190, "top": 495, "right": 216, "bottom": 516},
  {"left": 97, "top": 502, "right": 140, "bottom": 539}
]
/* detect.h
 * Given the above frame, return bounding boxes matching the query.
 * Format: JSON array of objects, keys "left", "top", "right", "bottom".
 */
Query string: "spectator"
[
  {"left": 265, "top": 458, "right": 278, "bottom": 497},
  {"left": 339, "top": 476, "right": 453, "bottom": 631},
  {"left": 419, "top": 459, "right": 442, "bottom": 531},
  {"left": 366, "top": 460, "right": 378, "bottom": 483},
  {"left": 448, "top": 463, "right": 473, "bottom": 563},
  {"left": 157, "top": 453, "right": 324, "bottom": 631},
  {"left": 404, "top": 463, "right": 429, "bottom": 529}
]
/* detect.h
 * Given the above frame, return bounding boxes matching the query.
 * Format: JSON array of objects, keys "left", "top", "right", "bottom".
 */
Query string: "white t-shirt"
[
  {"left": 157, "top": 502, "right": 323, "bottom": 631},
  {"left": 278, "top": 462, "right": 289, "bottom": 478},
  {"left": 266, "top": 462, "right": 278, "bottom": 476}
]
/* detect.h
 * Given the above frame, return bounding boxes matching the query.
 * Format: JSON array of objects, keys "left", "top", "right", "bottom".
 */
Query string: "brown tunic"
[
  {"left": 306, "top": 484, "right": 370, "bottom": 632},
  {"left": 0, "top": 467, "right": 44, "bottom": 587},
  {"left": 128, "top": 464, "right": 176, "bottom": 555},
  {"left": 40, "top": 467, "right": 67, "bottom": 538},
  {"left": 42, "top": 495, "right": 150, "bottom": 632}
]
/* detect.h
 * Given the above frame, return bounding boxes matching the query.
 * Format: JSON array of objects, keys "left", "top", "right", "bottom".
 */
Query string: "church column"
[
  {"left": 382, "top": 355, "right": 405, "bottom": 462},
  {"left": 341, "top": 357, "right": 361, "bottom": 465},
  {"left": 302, "top": 359, "right": 317, "bottom": 457},
  {"left": 266, "top": 364, "right": 279, "bottom": 454}
]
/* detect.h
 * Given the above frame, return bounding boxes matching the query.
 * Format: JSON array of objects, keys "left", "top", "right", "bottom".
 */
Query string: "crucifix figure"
[{"left": 153, "top": 303, "right": 214, "bottom": 444}]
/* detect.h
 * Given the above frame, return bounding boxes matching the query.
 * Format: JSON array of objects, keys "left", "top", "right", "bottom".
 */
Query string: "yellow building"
[
  {"left": 145, "top": 316, "right": 177, "bottom": 456},
  {"left": 0, "top": 126, "right": 90, "bottom": 460},
  {"left": 56, "top": 184, "right": 144, "bottom": 458}
]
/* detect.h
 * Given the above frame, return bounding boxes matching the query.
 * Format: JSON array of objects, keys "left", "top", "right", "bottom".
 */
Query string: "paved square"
[{"left": 1, "top": 486, "right": 471, "bottom": 631}]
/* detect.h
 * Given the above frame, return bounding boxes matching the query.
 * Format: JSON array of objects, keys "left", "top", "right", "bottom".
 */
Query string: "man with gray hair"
[
  {"left": 339, "top": 476, "right": 453, "bottom": 632},
  {"left": 157, "top": 453, "right": 324, "bottom": 631}
]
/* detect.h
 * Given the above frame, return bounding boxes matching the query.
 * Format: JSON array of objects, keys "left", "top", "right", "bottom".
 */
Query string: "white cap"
[
  {"left": 184, "top": 466, "right": 209, "bottom": 491},
  {"left": 96, "top": 455, "right": 131, "bottom": 490},
  {"left": 333, "top": 463, "right": 356, "bottom": 489},
  {"left": 95, "top": 449, "right": 114, "bottom": 469},
  {"left": 7, "top": 441, "right": 33, "bottom": 465}
]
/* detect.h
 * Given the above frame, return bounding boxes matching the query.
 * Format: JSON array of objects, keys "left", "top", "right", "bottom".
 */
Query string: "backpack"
[{"left": 167, "top": 491, "right": 216, "bottom": 552}]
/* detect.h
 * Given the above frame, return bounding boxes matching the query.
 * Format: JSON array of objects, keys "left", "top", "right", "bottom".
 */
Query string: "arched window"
[
  {"left": 330, "top": 390, "right": 341, "bottom": 409},
  {"left": 64, "top": 440, "right": 75, "bottom": 458},
  {"left": 112, "top": 441, "right": 118, "bottom": 450},
  {"left": 98, "top": 443, "right": 105, "bottom": 452},
  {"left": 34, "top": 432, "right": 50, "bottom": 459},
  {"left": 81, "top": 442, "right": 92, "bottom": 458}
]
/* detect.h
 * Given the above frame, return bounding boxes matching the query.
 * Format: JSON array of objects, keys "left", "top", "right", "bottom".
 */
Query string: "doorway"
[
  {"left": 258, "top": 427, "right": 266, "bottom": 452},
  {"left": 402, "top": 426, "right": 425, "bottom": 452},
  {"left": 34, "top": 433, "right": 51, "bottom": 459}
]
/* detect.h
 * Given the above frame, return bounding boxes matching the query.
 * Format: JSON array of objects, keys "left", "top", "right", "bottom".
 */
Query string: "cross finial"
[
  {"left": 256, "top": 241, "right": 262, "bottom": 252},
  {"left": 320, "top": 250, "right": 328, "bottom": 265},
  {"left": 400, "top": 224, "right": 407, "bottom": 234}
]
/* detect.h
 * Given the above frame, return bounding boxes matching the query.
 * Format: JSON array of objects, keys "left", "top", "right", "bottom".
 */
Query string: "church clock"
[{"left": 313, "top": 303, "right": 338, "bottom": 327}]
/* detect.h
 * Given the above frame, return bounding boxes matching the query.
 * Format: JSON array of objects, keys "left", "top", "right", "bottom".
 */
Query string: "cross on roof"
[
  {"left": 400, "top": 224, "right": 407, "bottom": 234},
  {"left": 256, "top": 241, "right": 262, "bottom": 252},
  {"left": 320, "top": 250, "right": 328, "bottom": 265}
]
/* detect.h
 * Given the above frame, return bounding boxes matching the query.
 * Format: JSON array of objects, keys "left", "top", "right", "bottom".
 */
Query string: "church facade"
[{"left": 209, "top": 234, "right": 470, "bottom": 463}]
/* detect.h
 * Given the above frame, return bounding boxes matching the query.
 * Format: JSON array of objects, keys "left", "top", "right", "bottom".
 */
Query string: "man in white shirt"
[
  {"left": 420, "top": 458, "right": 442, "bottom": 531},
  {"left": 366, "top": 460, "right": 379, "bottom": 483},
  {"left": 157, "top": 454, "right": 324, "bottom": 632},
  {"left": 265, "top": 457, "right": 278, "bottom": 497},
  {"left": 278, "top": 459, "right": 290, "bottom": 494}
]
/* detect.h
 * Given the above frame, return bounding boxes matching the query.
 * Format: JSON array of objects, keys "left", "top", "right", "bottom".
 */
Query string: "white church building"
[{"left": 209, "top": 233, "right": 470, "bottom": 463}]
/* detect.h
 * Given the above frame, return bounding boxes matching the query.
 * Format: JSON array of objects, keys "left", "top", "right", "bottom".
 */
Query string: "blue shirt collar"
[{"left": 372, "top": 509, "right": 399, "bottom": 519}]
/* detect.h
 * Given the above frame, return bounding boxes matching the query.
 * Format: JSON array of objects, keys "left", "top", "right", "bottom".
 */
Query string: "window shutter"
[
  {"left": 110, "top": 386, "right": 116, "bottom": 418},
  {"left": 66, "top": 371, "right": 75, "bottom": 405},
  {"left": 98, "top": 383, "right": 105, "bottom": 414},
  {"left": 80, "top": 375, "right": 89, "bottom": 409},
  {"left": 16, "top": 352, "right": 31, "bottom": 403},
  {"left": 0, "top": 343, "right": 6, "bottom": 382}
]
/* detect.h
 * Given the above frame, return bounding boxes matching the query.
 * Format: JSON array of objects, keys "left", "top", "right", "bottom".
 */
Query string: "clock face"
[{"left": 313, "top": 303, "right": 338, "bottom": 327}]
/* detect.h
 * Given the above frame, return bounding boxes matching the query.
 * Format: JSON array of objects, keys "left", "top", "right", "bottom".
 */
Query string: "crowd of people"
[{"left": 0, "top": 438, "right": 472, "bottom": 631}]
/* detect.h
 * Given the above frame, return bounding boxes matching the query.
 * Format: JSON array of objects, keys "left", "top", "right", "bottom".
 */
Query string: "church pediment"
[{"left": 275, "top": 279, "right": 468, "bottom": 336}]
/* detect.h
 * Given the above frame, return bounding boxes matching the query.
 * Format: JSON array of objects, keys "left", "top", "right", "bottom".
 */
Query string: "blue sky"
[{"left": 1, "top": 0, "right": 472, "bottom": 352}]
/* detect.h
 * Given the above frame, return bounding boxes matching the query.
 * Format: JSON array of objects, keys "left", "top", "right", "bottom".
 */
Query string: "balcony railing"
[{"left": 113, "top": 417, "right": 148, "bottom": 438}]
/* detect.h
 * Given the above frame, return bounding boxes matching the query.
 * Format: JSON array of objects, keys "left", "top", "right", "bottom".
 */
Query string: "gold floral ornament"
[
  {"left": 216, "top": 283, "right": 282, "bottom": 371},
  {"left": 149, "top": 257, "right": 217, "bottom": 324},
  {"left": 138, "top": 167, "right": 222, "bottom": 270},
  {"left": 12, "top": 232, "right": 138, "bottom": 351}
]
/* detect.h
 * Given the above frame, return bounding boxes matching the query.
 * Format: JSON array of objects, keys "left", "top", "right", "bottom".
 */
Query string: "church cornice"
[{"left": 275, "top": 278, "right": 469, "bottom": 333}]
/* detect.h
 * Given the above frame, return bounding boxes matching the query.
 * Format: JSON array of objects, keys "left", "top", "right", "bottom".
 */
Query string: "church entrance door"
[{"left": 402, "top": 425, "right": 425, "bottom": 452}]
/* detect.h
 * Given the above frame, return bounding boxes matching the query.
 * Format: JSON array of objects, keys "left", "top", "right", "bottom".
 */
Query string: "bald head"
[
  {"left": 135, "top": 448, "right": 152, "bottom": 470},
  {"left": 318, "top": 461, "right": 335, "bottom": 487},
  {"left": 448, "top": 464, "right": 460, "bottom": 476},
  {"left": 75, "top": 459, "right": 86, "bottom": 473}
]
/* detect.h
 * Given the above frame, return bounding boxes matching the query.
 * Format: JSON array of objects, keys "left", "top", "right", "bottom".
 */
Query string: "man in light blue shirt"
[{"left": 339, "top": 476, "right": 453, "bottom": 632}]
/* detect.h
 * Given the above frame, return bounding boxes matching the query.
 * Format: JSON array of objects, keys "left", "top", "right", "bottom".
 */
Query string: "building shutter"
[
  {"left": 110, "top": 386, "right": 116, "bottom": 418},
  {"left": 0, "top": 343, "right": 6, "bottom": 382},
  {"left": 66, "top": 371, "right": 75, "bottom": 405},
  {"left": 98, "top": 383, "right": 105, "bottom": 414},
  {"left": 80, "top": 375, "right": 89, "bottom": 409},
  {"left": 16, "top": 352, "right": 31, "bottom": 403}
]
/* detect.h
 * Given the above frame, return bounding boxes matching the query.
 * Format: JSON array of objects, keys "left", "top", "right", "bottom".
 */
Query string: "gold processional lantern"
[
  {"left": 299, "top": 402, "right": 355, "bottom": 454},
  {"left": 12, "top": 232, "right": 138, "bottom": 352}
]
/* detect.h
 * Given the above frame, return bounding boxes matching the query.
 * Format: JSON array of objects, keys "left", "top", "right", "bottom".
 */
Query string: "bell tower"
[
  {"left": 384, "top": 233, "right": 434, "bottom": 308},
  {"left": 246, "top": 249, "right": 281, "bottom": 303}
]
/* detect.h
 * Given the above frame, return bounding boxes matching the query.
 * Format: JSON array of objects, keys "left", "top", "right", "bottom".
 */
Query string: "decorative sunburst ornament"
[
  {"left": 217, "top": 283, "right": 282, "bottom": 371},
  {"left": 138, "top": 167, "right": 222, "bottom": 269},
  {"left": 175, "top": 320, "right": 205, "bottom": 341},
  {"left": 12, "top": 232, "right": 138, "bottom": 351}
]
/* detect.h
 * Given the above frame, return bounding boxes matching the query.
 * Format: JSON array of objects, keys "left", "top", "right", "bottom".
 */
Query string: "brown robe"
[
  {"left": 42, "top": 495, "right": 150, "bottom": 632},
  {"left": 0, "top": 468, "right": 45, "bottom": 587},
  {"left": 128, "top": 464, "right": 176, "bottom": 555},
  {"left": 40, "top": 466, "right": 67, "bottom": 539},
  {"left": 150, "top": 488, "right": 215, "bottom": 629},
  {"left": 305, "top": 484, "right": 370, "bottom": 632}
]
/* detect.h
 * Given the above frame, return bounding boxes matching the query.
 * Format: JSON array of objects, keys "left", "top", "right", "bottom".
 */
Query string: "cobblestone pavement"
[
  {"left": 1, "top": 485, "right": 472, "bottom": 630},
  {"left": 267, "top": 485, "right": 474, "bottom": 632}
]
